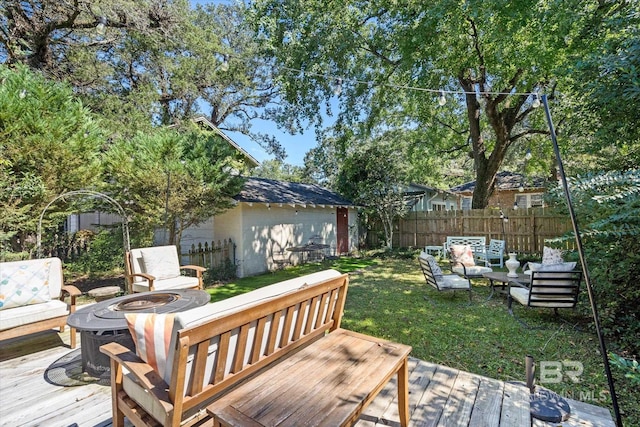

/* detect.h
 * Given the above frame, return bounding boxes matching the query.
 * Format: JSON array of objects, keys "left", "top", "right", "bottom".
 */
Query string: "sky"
[{"left": 189, "top": 0, "right": 319, "bottom": 167}]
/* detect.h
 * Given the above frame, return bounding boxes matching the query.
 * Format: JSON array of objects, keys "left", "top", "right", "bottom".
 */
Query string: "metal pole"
[{"left": 541, "top": 95, "right": 622, "bottom": 427}]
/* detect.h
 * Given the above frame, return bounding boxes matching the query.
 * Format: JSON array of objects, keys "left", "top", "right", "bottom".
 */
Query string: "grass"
[{"left": 206, "top": 255, "right": 638, "bottom": 425}]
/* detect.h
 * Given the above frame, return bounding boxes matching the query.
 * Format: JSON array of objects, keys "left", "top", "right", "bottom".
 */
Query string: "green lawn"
[{"left": 206, "top": 255, "right": 638, "bottom": 425}]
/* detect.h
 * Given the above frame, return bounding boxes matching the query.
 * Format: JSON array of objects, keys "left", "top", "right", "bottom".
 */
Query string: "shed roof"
[
  {"left": 450, "top": 171, "right": 547, "bottom": 193},
  {"left": 235, "top": 177, "right": 355, "bottom": 207}
]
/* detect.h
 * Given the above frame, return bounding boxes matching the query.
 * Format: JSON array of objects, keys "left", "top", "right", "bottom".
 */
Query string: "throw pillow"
[
  {"left": 0, "top": 260, "right": 52, "bottom": 310},
  {"left": 542, "top": 246, "right": 564, "bottom": 265},
  {"left": 528, "top": 261, "right": 577, "bottom": 272},
  {"left": 450, "top": 244, "right": 475, "bottom": 267},
  {"left": 139, "top": 246, "right": 181, "bottom": 280},
  {"left": 125, "top": 312, "right": 176, "bottom": 382}
]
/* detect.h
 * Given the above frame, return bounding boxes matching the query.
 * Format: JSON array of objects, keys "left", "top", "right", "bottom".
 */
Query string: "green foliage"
[
  {"left": 0, "top": 64, "right": 103, "bottom": 253},
  {"left": 548, "top": 169, "right": 640, "bottom": 356},
  {"left": 102, "top": 125, "right": 245, "bottom": 245},
  {"left": 251, "top": 159, "right": 309, "bottom": 183},
  {"left": 610, "top": 353, "right": 640, "bottom": 386},
  {"left": 65, "top": 230, "right": 125, "bottom": 276},
  {"left": 203, "top": 259, "right": 238, "bottom": 284},
  {"left": 335, "top": 137, "right": 410, "bottom": 249}
]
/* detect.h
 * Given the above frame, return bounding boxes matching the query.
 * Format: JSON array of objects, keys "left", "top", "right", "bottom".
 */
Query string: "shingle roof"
[
  {"left": 235, "top": 177, "right": 355, "bottom": 206},
  {"left": 450, "top": 171, "right": 547, "bottom": 193}
]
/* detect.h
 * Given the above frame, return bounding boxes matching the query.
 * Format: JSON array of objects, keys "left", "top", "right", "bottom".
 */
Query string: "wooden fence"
[
  {"left": 183, "top": 239, "right": 235, "bottom": 269},
  {"left": 365, "top": 208, "right": 574, "bottom": 254}
]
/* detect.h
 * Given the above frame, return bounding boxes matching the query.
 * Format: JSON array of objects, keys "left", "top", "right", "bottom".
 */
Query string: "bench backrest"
[
  {"left": 0, "top": 257, "right": 63, "bottom": 302},
  {"left": 169, "top": 272, "right": 349, "bottom": 421},
  {"left": 486, "top": 239, "right": 505, "bottom": 255},
  {"left": 445, "top": 236, "right": 486, "bottom": 253},
  {"left": 527, "top": 271, "right": 582, "bottom": 308},
  {"left": 418, "top": 252, "right": 441, "bottom": 291}
]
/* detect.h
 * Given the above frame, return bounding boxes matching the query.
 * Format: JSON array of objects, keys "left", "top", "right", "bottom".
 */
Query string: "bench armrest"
[
  {"left": 61, "top": 285, "right": 81, "bottom": 309},
  {"left": 100, "top": 342, "right": 173, "bottom": 411},
  {"left": 181, "top": 265, "right": 206, "bottom": 275}
]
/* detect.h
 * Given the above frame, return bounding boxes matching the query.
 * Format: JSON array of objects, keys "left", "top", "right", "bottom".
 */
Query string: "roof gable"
[
  {"left": 192, "top": 116, "right": 260, "bottom": 168},
  {"left": 235, "top": 177, "right": 354, "bottom": 206}
]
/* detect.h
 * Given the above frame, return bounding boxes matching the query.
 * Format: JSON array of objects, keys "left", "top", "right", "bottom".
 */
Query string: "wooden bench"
[{"left": 101, "top": 272, "right": 411, "bottom": 427}]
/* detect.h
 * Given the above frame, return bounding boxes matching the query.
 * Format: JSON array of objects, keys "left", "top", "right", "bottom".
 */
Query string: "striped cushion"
[{"left": 125, "top": 313, "right": 176, "bottom": 381}]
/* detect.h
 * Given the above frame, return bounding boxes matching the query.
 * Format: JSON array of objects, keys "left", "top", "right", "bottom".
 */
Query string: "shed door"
[{"left": 337, "top": 207, "right": 349, "bottom": 255}]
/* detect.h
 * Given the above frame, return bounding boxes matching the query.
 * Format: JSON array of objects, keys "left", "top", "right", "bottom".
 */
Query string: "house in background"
[
  {"left": 183, "top": 177, "right": 358, "bottom": 277},
  {"left": 404, "top": 183, "right": 459, "bottom": 212},
  {"left": 450, "top": 171, "right": 547, "bottom": 210}
]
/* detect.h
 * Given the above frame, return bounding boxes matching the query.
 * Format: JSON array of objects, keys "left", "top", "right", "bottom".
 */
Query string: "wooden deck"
[{"left": 0, "top": 330, "right": 615, "bottom": 427}]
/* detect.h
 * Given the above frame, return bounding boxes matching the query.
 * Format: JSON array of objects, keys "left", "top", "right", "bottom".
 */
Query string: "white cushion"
[
  {"left": 139, "top": 246, "right": 181, "bottom": 280},
  {"left": 131, "top": 276, "right": 200, "bottom": 293},
  {"left": 510, "top": 286, "right": 577, "bottom": 308},
  {"left": 528, "top": 262, "right": 576, "bottom": 272},
  {"left": 437, "top": 275, "right": 471, "bottom": 290},
  {"left": 0, "top": 299, "right": 69, "bottom": 330},
  {"left": 419, "top": 252, "right": 443, "bottom": 277},
  {"left": 452, "top": 265, "right": 492, "bottom": 276}
]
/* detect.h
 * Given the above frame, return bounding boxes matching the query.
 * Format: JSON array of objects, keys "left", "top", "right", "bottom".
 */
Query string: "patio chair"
[
  {"left": 475, "top": 239, "right": 506, "bottom": 267},
  {"left": 418, "top": 252, "right": 472, "bottom": 302},
  {"left": 124, "top": 245, "right": 206, "bottom": 293},
  {"left": 448, "top": 244, "right": 492, "bottom": 282},
  {"left": 507, "top": 269, "right": 582, "bottom": 327}
]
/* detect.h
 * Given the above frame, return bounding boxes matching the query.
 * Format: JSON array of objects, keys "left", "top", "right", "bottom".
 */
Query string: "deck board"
[{"left": 0, "top": 329, "right": 615, "bottom": 427}]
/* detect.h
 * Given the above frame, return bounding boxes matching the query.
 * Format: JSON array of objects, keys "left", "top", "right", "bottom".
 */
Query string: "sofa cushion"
[
  {"left": 125, "top": 313, "right": 176, "bottom": 380},
  {"left": 0, "top": 260, "right": 53, "bottom": 310},
  {"left": 131, "top": 276, "right": 200, "bottom": 293},
  {"left": 140, "top": 246, "right": 181, "bottom": 280},
  {"left": 0, "top": 299, "right": 69, "bottom": 330},
  {"left": 419, "top": 252, "right": 443, "bottom": 277}
]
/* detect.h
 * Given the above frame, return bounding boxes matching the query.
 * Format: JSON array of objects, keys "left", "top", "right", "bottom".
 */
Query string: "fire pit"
[{"left": 67, "top": 290, "right": 210, "bottom": 378}]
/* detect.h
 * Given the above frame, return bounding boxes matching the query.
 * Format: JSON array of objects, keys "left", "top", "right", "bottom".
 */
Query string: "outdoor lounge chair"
[
  {"left": 507, "top": 269, "right": 582, "bottom": 327},
  {"left": 447, "top": 244, "right": 492, "bottom": 282},
  {"left": 418, "top": 252, "right": 472, "bottom": 302},
  {"left": 124, "top": 245, "right": 206, "bottom": 293}
]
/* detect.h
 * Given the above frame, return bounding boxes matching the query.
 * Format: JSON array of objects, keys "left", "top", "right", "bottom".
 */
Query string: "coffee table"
[
  {"left": 482, "top": 271, "right": 530, "bottom": 300},
  {"left": 67, "top": 289, "right": 210, "bottom": 377}
]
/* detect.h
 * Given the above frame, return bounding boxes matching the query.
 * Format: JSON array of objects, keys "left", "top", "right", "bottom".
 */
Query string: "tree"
[
  {"left": 0, "top": 64, "right": 102, "bottom": 254},
  {"left": 251, "top": 159, "right": 308, "bottom": 183},
  {"left": 1, "top": 1, "right": 291, "bottom": 159},
  {"left": 102, "top": 125, "right": 246, "bottom": 247},
  {"left": 249, "top": 0, "right": 636, "bottom": 207},
  {"left": 335, "top": 136, "right": 410, "bottom": 249}
]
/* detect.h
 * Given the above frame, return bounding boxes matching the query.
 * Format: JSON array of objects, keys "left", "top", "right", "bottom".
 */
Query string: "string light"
[
  {"left": 220, "top": 56, "right": 229, "bottom": 72},
  {"left": 438, "top": 90, "right": 447, "bottom": 106},
  {"left": 333, "top": 78, "right": 343, "bottom": 96},
  {"left": 278, "top": 65, "right": 544, "bottom": 100},
  {"left": 532, "top": 93, "right": 541, "bottom": 108},
  {"left": 96, "top": 16, "right": 107, "bottom": 35}
]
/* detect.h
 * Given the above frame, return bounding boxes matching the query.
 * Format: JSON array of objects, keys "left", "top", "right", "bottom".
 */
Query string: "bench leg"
[{"left": 397, "top": 357, "right": 410, "bottom": 427}]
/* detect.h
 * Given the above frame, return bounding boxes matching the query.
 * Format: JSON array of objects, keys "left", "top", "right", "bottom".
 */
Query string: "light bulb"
[
  {"left": 532, "top": 93, "right": 541, "bottom": 108},
  {"left": 220, "top": 57, "right": 229, "bottom": 72},
  {"left": 333, "top": 78, "right": 343, "bottom": 96},
  {"left": 518, "top": 185, "right": 524, "bottom": 192},
  {"left": 513, "top": 202, "right": 518, "bottom": 210},
  {"left": 524, "top": 149, "right": 532, "bottom": 161},
  {"left": 438, "top": 90, "right": 446, "bottom": 106},
  {"left": 96, "top": 17, "right": 107, "bottom": 35}
]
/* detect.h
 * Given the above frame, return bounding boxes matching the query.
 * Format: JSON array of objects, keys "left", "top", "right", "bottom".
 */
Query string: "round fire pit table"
[{"left": 67, "top": 289, "right": 210, "bottom": 378}]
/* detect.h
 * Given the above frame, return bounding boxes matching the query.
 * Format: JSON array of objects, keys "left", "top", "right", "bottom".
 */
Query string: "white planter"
[{"left": 506, "top": 253, "right": 520, "bottom": 277}]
